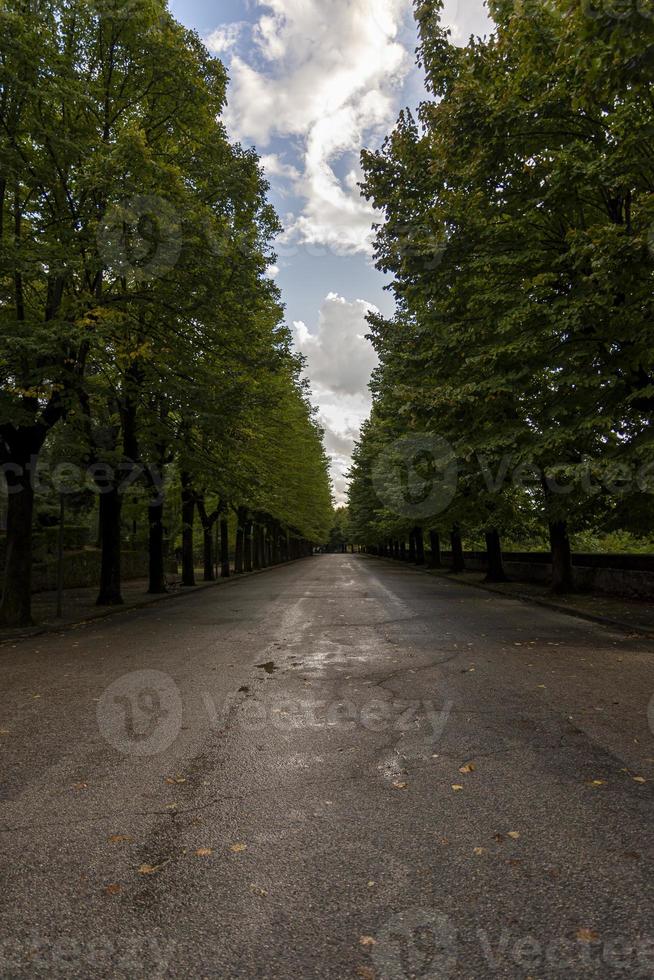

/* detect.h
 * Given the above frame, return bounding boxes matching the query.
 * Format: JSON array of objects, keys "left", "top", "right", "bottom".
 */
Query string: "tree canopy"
[
  {"left": 349, "top": 0, "right": 654, "bottom": 589},
  {"left": 0, "top": 0, "right": 332, "bottom": 624}
]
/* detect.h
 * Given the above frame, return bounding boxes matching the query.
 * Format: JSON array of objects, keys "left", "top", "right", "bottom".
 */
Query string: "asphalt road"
[{"left": 0, "top": 553, "right": 653, "bottom": 979}]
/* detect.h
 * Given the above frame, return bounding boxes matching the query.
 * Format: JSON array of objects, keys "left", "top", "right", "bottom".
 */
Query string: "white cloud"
[
  {"left": 292, "top": 292, "right": 378, "bottom": 397},
  {"left": 205, "top": 22, "right": 246, "bottom": 54},
  {"left": 293, "top": 292, "right": 378, "bottom": 503},
  {"left": 224, "top": 0, "right": 412, "bottom": 254},
  {"left": 440, "top": 0, "right": 490, "bottom": 44},
  {"left": 259, "top": 154, "right": 301, "bottom": 182}
]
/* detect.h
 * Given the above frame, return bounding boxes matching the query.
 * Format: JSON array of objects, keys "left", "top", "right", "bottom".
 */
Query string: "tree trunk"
[
  {"left": 450, "top": 526, "right": 465, "bottom": 572},
  {"left": 408, "top": 531, "right": 417, "bottom": 563},
  {"left": 400, "top": 540, "right": 407, "bottom": 561},
  {"left": 181, "top": 473, "right": 195, "bottom": 587},
  {"left": 271, "top": 523, "right": 280, "bottom": 564},
  {"left": 429, "top": 530, "right": 441, "bottom": 569},
  {"left": 484, "top": 528, "right": 507, "bottom": 583},
  {"left": 97, "top": 487, "right": 123, "bottom": 605},
  {"left": 235, "top": 508, "right": 246, "bottom": 573},
  {"left": 253, "top": 524, "right": 262, "bottom": 570},
  {"left": 0, "top": 463, "right": 36, "bottom": 626},
  {"left": 220, "top": 517, "right": 230, "bottom": 578},
  {"left": 244, "top": 520, "right": 253, "bottom": 573},
  {"left": 203, "top": 526, "right": 214, "bottom": 582},
  {"left": 148, "top": 498, "right": 166, "bottom": 594},
  {"left": 549, "top": 520, "right": 574, "bottom": 594},
  {"left": 414, "top": 527, "right": 425, "bottom": 565}
]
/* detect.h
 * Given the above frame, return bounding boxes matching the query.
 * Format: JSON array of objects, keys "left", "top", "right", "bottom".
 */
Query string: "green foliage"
[
  {"left": 350, "top": 0, "right": 654, "bottom": 553},
  {"left": 0, "top": 0, "right": 332, "bottom": 622}
]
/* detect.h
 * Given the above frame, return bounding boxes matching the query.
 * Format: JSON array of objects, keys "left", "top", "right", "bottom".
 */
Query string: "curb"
[
  {"left": 0, "top": 558, "right": 312, "bottom": 647},
  {"left": 359, "top": 554, "right": 654, "bottom": 638}
]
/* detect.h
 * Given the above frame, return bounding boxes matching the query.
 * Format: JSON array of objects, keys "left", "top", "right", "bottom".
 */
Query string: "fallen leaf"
[
  {"left": 459, "top": 763, "right": 476, "bottom": 774},
  {"left": 72, "top": 782, "right": 88, "bottom": 791},
  {"left": 108, "top": 835, "right": 132, "bottom": 845},
  {"left": 367, "top": 881, "right": 376, "bottom": 888},
  {"left": 392, "top": 781, "right": 408, "bottom": 790},
  {"left": 138, "top": 859, "right": 170, "bottom": 875},
  {"left": 165, "top": 776, "right": 186, "bottom": 785},
  {"left": 230, "top": 843, "right": 247, "bottom": 853},
  {"left": 587, "top": 780, "right": 607, "bottom": 787},
  {"left": 493, "top": 833, "right": 505, "bottom": 842},
  {"left": 0, "top": 729, "right": 10, "bottom": 736},
  {"left": 623, "top": 851, "right": 641, "bottom": 860},
  {"left": 195, "top": 848, "right": 213, "bottom": 857},
  {"left": 250, "top": 885, "right": 268, "bottom": 897},
  {"left": 473, "top": 847, "right": 485, "bottom": 856},
  {"left": 507, "top": 831, "right": 520, "bottom": 840},
  {"left": 576, "top": 928, "right": 600, "bottom": 943},
  {"left": 357, "top": 968, "right": 375, "bottom": 980},
  {"left": 633, "top": 776, "right": 646, "bottom": 784},
  {"left": 359, "top": 936, "right": 377, "bottom": 947},
  {"left": 105, "top": 883, "right": 121, "bottom": 896},
  {"left": 451, "top": 784, "right": 464, "bottom": 792}
]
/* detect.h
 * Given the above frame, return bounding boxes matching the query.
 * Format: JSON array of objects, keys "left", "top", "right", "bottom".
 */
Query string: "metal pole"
[{"left": 56, "top": 493, "right": 64, "bottom": 618}]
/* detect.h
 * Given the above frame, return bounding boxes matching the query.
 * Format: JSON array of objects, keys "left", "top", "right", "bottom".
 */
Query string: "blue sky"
[{"left": 171, "top": 0, "right": 490, "bottom": 501}]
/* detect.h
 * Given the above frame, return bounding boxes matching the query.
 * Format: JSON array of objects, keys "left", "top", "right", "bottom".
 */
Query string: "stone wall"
[
  {"left": 30, "top": 550, "right": 178, "bottom": 593},
  {"left": 440, "top": 551, "right": 654, "bottom": 600}
]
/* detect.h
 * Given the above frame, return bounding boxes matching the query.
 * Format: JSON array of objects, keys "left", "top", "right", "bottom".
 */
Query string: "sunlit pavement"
[{"left": 0, "top": 554, "right": 652, "bottom": 978}]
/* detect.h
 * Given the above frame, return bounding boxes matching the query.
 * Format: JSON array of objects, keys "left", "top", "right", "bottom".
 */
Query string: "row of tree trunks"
[
  {"left": 368, "top": 521, "right": 576, "bottom": 593},
  {"left": 178, "top": 503, "right": 312, "bottom": 583},
  {"left": 0, "top": 450, "right": 319, "bottom": 626}
]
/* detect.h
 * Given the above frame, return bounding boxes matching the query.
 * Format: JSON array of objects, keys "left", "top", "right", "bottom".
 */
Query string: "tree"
[{"left": 351, "top": 0, "right": 654, "bottom": 592}]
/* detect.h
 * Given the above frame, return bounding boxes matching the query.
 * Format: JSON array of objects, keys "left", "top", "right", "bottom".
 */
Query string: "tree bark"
[
  {"left": 244, "top": 519, "right": 253, "bottom": 573},
  {"left": 450, "top": 525, "right": 465, "bottom": 572},
  {"left": 0, "top": 461, "right": 36, "bottom": 626},
  {"left": 202, "top": 526, "right": 214, "bottom": 581},
  {"left": 234, "top": 508, "right": 246, "bottom": 573},
  {"left": 196, "top": 496, "right": 219, "bottom": 583},
  {"left": 400, "top": 540, "right": 407, "bottom": 561},
  {"left": 253, "top": 524, "right": 262, "bottom": 570},
  {"left": 484, "top": 528, "right": 507, "bottom": 583},
  {"left": 414, "top": 526, "right": 425, "bottom": 565},
  {"left": 220, "top": 517, "right": 230, "bottom": 578},
  {"left": 549, "top": 520, "right": 574, "bottom": 594},
  {"left": 429, "top": 530, "right": 441, "bottom": 569},
  {"left": 408, "top": 531, "right": 417, "bottom": 563},
  {"left": 147, "top": 498, "right": 166, "bottom": 594},
  {"left": 181, "top": 472, "right": 195, "bottom": 587},
  {"left": 97, "top": 487, "right": 123, "bottom": 605}
]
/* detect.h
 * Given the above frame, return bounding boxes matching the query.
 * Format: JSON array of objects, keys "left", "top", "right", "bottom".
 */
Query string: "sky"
[{"left": 171, "top": 0, "right": 491, "bottom": 503}]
